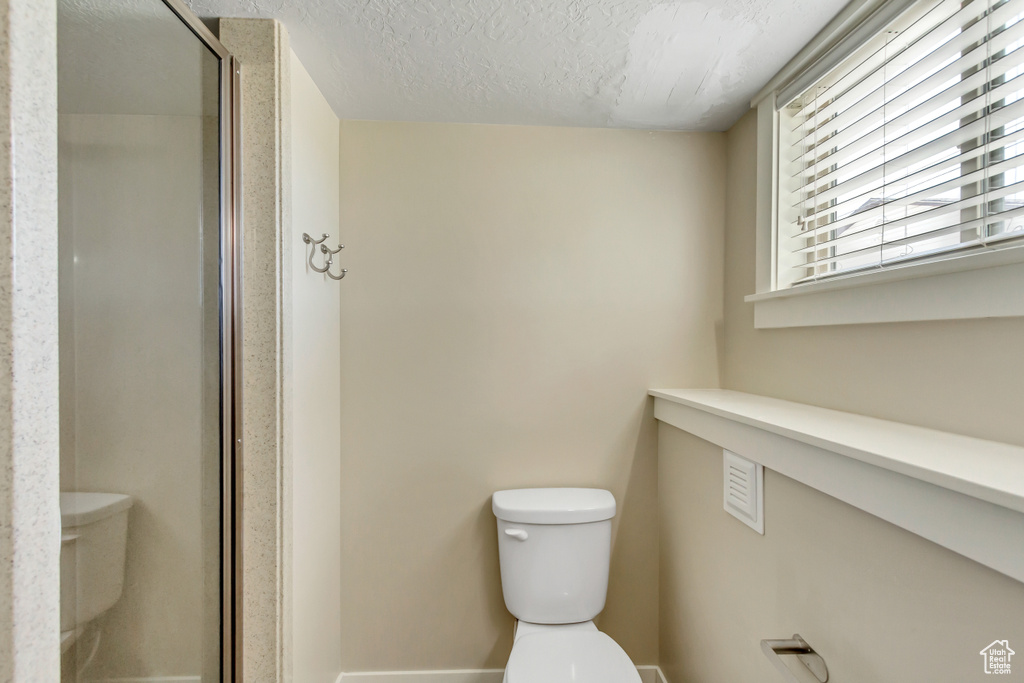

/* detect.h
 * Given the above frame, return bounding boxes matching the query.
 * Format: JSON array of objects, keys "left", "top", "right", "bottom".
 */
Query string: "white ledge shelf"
[{"left": 650, "top": 388, "right": 1024, "bottom": 583}]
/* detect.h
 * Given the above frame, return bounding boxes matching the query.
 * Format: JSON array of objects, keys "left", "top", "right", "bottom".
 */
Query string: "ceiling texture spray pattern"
[{"left": 186, "top": 0, "right": 846, "bottom": 131}]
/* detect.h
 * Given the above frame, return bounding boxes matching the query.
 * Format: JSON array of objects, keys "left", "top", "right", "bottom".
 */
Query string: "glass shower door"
[{"left": 57, "top": 1, "right": 238, "bottom": 681}]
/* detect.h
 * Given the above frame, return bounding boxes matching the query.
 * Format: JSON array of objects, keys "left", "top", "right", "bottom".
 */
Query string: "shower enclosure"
[{"left": 57, "top": 0, "right": 240, "bottom": 681}]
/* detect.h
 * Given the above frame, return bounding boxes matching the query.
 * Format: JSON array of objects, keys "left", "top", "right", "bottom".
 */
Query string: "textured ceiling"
[{"left": 186, "top": 0, "right": 847, "bottom": 131}]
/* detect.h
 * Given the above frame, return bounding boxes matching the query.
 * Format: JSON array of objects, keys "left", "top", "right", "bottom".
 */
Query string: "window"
[
  {"left": 783, "top": 0, "right": 1024, "bottom": 286},
  {"left": 749, "top": 0, "right": 1024, "bottom": 326}
]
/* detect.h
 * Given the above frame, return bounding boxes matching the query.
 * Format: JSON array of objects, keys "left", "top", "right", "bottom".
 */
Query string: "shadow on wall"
[
  {"left": 475, "top": 501, "right": 517, "bottom": 665},
  {"left": 599, "top": 396, "right": 659, "bottom": 663}
]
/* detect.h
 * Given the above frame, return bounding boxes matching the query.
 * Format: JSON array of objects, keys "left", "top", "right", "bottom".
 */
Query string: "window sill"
[
  {"left": 650, "top": 388, "right": 1024, "bottom": 583},
  {"left": 745, "top": 245, "right": 1024, "bottom": 328}
]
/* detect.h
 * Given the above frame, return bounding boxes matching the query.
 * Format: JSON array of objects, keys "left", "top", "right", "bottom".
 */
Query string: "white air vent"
[{"left": 723, "top": 450, "right": 764, "bottom": 534}]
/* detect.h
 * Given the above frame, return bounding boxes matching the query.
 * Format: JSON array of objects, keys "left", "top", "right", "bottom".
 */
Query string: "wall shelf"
[{"left": 650, "top": 388, "right": 1024, "bottom": 583}]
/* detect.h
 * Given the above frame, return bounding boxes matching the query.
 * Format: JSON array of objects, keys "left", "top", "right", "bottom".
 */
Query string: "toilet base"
[
  {"left": 60, "top": 626, "right": 84, "bottom": 654},
  {"left": 513, "top": 618, "right": 597, "bottom": 642},
  {"left": 503, "top": 620, "right": 641, "bottom": 683}
]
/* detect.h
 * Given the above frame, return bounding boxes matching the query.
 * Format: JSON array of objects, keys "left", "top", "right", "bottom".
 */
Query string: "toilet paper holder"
[{"left": 761, "top": 634, "right": 828, "bottom": 682}]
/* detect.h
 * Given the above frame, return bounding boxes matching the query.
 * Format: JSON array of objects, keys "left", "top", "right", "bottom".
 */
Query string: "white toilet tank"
[
  {"left": 60, "top": 492, "right": 133, "bottom": 632},
  {"left": 492, "top": 488, "right": 615, "bottom": 624}
]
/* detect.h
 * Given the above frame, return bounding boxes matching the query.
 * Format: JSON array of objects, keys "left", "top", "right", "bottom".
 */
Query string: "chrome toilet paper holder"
[{"left": 761, "top": 634, "right": 828, "bottom": 682}]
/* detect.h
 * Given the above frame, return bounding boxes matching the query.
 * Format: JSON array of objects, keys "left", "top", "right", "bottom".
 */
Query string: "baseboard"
[
  {"left": 86, "top": 678, "right": 201, "bottom": 683},
  {"left": 638, "top": 666, "right": 669, "bottom": 683},
  {"left": 338, "top": 671, "right": 504, "bottom": 683},
  {"left": 337, "top": 666, "right": 667, "bottom": 683}
]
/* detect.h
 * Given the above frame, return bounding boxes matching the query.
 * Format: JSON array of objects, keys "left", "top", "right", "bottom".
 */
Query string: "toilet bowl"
[
  {"left": 504, "top": 621, "right": 640, "bottom": 683},
  {"left": 493, "top": 488, "right": 640, "bottom": 683}
]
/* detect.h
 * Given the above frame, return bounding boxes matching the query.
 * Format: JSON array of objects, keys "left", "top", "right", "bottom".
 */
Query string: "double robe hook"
[{"left": 302, "top": 233, "right": 348, "bottom": 281}]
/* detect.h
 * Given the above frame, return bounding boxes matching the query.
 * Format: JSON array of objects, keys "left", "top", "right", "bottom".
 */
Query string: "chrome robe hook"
[
  {"left": 302, "top": 233, "right": 347, "bottom": 281},
  {"left": 320, "top": 243, "right": 348, "bottom": 281}
]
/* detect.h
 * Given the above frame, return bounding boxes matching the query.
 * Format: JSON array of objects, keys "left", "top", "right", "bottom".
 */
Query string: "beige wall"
[
  {"left": 58, "top": 113, "right": 210, "bottom": 679},
  {"left": 658, "top": 425, "right": 1024, "bottom": 683},
  {"left": 721, "top": 111, "right": 1024, "bottom": 448},
  {"left": 337, "top": 121, "right": 725, "bottom": 671},
  {"left": 289, "top": 49, "right": 343, "bottom": 683},
  {"left": 656, "top": 109, "right": 1024, "bottom": 682}
]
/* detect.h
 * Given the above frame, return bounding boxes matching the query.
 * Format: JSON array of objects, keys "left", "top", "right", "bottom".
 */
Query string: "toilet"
[
  {"left": 492, "top": 487, "right": 641, "bottom": 683},
  {"left": 60, "top": 492, "right": 133, "bottom": 653}
]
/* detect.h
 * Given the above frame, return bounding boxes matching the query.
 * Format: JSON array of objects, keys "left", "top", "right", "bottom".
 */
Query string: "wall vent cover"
[{"left": 723, "top": 449, "right": 764, "bottom": 534}]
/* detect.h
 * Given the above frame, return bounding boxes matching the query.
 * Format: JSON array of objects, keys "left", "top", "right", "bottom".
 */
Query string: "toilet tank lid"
[
  {"left": 60, "top": 492, "right": 133, "bottom": 527},
  {"left": 492, "top": 488, "right": 615, "bottom": 524}
]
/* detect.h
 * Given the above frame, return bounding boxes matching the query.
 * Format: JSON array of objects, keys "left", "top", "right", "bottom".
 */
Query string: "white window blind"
[{"left": 779, "top": 0, "right": 1024, "bottom": 288}]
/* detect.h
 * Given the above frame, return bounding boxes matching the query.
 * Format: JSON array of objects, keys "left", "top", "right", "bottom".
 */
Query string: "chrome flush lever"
[
  {"left": 761, "top": 634, "right": 828, "bottom": 683},
  {"left": 504, "top": 528, "right": 528, "bottom": 541}
]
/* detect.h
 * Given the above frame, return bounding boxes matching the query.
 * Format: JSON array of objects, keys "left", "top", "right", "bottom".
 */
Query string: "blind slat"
[
  {"left": 790, "top": 0, "right": 976, "bottom": 124},
  {"left": 790, "top": 0, "right": 1013, "bottom": 127},
  {"left": 790, "top": 48, "right": 1024, "bottom": 180},
  {"left": 789, "top": 237, "right": 986, "bottom": 284},
  {"left": 791, "top": 177, "right": 1024, "bottom": 259},
  {"left": 791, "top": 217, "right": 1024, "bottom": 285},
  {"left": 791, "top": 97, "right": 1024, "bottom": 209},
  {"left": 794, "top": 201, "right": 1024, "bottom": 272},
  {"left": 793, "top": 85, "right": 1024, "bottom": 198},
  {"left": 787, "top": 19, "right": 1024, "bottom": 164},
  {"left": 790, "top": 143, "right": 1013, "bottom": 233}
]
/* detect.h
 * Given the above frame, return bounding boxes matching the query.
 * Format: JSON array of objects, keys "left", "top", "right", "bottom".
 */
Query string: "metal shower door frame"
[{"left": 156, "top": 1, "right": 244, "bottom": 680}]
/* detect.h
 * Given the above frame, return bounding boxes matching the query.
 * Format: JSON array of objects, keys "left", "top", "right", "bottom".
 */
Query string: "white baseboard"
[
  {"left": 338, "top": 671, "right": 504, "bottom": 683},
  {"left": 337, "top": 665, "right": 667, "bottom": 683},
  {"left": 86, "top": 678, "right": 201, "bottom": 683},
  {"left": 637, "top": 665, "right": 668, "bottom": 683}
]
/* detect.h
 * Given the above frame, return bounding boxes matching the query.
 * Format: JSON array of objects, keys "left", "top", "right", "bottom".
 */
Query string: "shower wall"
[{"left": 58, "top": 113, "right": 208, "bottom": 680}]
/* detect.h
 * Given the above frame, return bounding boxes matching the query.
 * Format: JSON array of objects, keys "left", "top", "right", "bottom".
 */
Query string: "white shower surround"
[
  {"left": 0, "top": 0, "right": 61, "bottom": 679},
  {"left": 187, "top": 0, "right": 847, "bottom": 131}
]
